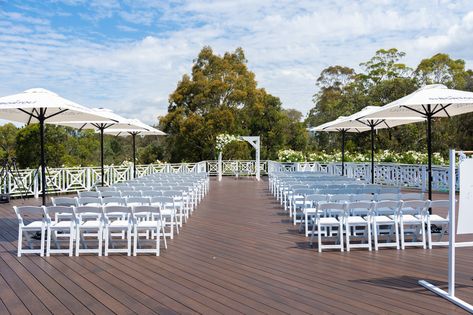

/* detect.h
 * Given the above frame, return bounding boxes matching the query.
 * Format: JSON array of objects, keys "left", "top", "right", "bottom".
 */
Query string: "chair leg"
[
  {"left": 427, "top": 219, "right": 433, "bottom": 250},
  {"left": 98, "top": 227, "right": 103, "bottom": 256},
  {"left": 127, "top": 228, "right": 131, "bottom": 256},
  {"left": 317, "top": 223, "right": 322, "bottom": 253},
  {"left": 367, "top": 223, "right": 372, "bottom": 251},
  {"left": 46, "top": 227, "right": 52, "bottom": 257},
  {"left": 133, "top": 228, "right": 138, "bottom": 256},
  {"left": 40, "top": 226, "right": 45, "bottom": 257},
  {"left": 68, "top": 227, "right": 74, "bottom": 256},
  {"left": 156, "top": 228, "right": 160, "bottom": 256},
  {"left": 161, "top": 225, "right": 167, "bottom": 249},
  {"left": 17, "top": 227, "right": 22, "bottom": 257},
  {"left": 400, "top": 219, "right": 405, "bottom": 250},
  {"left": 339, "top": 222, "right": 344, "bottom": 252},
  {"left": 373, "top": 222, "right": 379, "bottom": 251},
  {"left": 104, "top": 228, "right": 109, "bottom": 256},
  {"left": 75, "top": 228, "right": 80, "bottom": 256},
  {"left": 345, "top": 223, "right": 350, "bottom": 252}
]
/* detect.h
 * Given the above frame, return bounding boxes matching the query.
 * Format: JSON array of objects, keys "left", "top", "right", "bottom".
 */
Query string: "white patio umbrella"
[
  {"left": 54, "top": 109, "right": 149, "bottom": 187},
  {"left": 359, "top": 84, "right": 473, "bottom": 200},
  {"left": 310, "top": 117, "right": 370, "bottom": 175},
  {"left": 0, "top": 88, "right": 117, "bottom": 204},
  {"left": 102, "top": 120, "right": 166, "bottom": 178},
  {"left": 313, "top": 106, "right": 425, "bottom": 183}
]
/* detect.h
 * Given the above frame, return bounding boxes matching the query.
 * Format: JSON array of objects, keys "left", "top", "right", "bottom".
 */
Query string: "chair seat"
[
  {"left": 399, "top": 214, "right": 422, "bottom": 223},
  {"left": 345, "top": 216, "right": 368, "bottom": 224},
  {"left": 109, "top": 220, "right": 130, "bottom": 228},
  {"left": 136, "top": 221, "right": 163, "bottom": 229},
  {"left": 50, "top": 221, "right": 73, "bottom": 229},
  {"left": 373, "top": 215, "right": 394, "bottom": 224},
  {"left": 319, "top": 217, "right": 339, "bottom": 225},
  {"left": 160, "top": 210, "right": 174, "bottom": 216},
  {"left": 427, "top": 214, "right": 448, "bottom": 223},
  {"left": 80, "top": 221, "right": 102, "bottom": 228},
  {"left": 24, "top": 221, "right": 44, "bottom": 229}
]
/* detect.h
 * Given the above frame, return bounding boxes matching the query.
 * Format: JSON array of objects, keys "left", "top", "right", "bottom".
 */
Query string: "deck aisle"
[{"left": 0, "top": 178, "right": 471, "bottom": 314}]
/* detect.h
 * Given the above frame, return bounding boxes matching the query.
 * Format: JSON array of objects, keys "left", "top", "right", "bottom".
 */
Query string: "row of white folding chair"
[
  {"left": 307, "top": 200, "right": 446, "bottom": 252},
  {"left": 13, "top": 205, "right": 167, "bottom": 257},
  {"left": 53, "top": 196, "right": 180, "bottom": 238},
  {"left": 292, "top": 191, "right": 421, "bottom": 226}
]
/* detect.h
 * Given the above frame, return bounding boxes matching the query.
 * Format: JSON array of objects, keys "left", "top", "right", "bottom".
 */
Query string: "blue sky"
[{"left": 1, "top": 0, "right": 473, "bottom": 124}]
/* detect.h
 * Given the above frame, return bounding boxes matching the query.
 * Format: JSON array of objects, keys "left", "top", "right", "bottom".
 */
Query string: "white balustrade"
[{"left": 1, "top": 160, "right": 454, "bottom": 198}]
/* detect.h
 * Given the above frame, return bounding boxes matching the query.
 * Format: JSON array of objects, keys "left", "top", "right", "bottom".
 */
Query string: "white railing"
[
  {"left": 1, "top": 160, "right": 453, "bottom": 197},
  {"left": 1, "top": 162, "right": 208, "bottom": 198},
  {"left": 268, "top": 161, "right": 453, "bottom": 192}
]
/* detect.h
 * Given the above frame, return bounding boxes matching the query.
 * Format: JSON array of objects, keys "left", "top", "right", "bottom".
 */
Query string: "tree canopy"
[
  {"left": 159, "top": 46, "right": 307, "bottom": 162},
  {"left": 306, "top": 49, "right": 473, "bottom": 156}
]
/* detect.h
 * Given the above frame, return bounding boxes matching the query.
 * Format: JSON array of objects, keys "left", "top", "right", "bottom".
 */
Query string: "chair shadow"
[{"left": 350, "top": 275, "right": 473, "bottom": 295}]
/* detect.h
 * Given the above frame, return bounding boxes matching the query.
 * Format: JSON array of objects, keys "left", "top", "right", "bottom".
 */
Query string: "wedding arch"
[{"left": 215, "top": 134, "right": 260, "bottom": 181}]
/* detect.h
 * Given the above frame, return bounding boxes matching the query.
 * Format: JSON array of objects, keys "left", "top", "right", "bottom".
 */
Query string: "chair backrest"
[
  {"left": 78, "top": 191, "right": 101, "bottom": 198},
  {"left": 374, "top": 200, "right": 401, "bottom": 215},
  {"left": 13, "top": 206, "right": 46, "bottom": 225},
  {"left": 102, "top": 197, "right": 126, "bottom": 206},
  {"left": 52, "top": 197, "right": 77, "bottom": 207},
  {"left": 360, "top": 187, "right": 379, "bottom": 194},
  {"left": 132, "top": 205, "right": 161, "bottom": 218},
  {"left": 96, "top": 186, "right": 116, "bottom": 192},
  {"left": 317, "top": 202, "right": 346, "bottom": 217},
  {"left": 141, "top": 190, "right": 162, "bottom": 197},
  {"left": 399, "top": 193, "right": 424, "bottom": 201},
  {"left": 103, "top": 205, "right": 132, "bottom": 217},
  {"left": 100, "top": 191, "right": 122, "bottom": 198},
  {"left": 121, "top": 190, "right": 142, "bottom": 197},
  {"left": 304, "top": 194, "right": 328, "bottom": 204},
  {"left": 293, "top": 189, "right": 315, "bottom": 197},
  {"left": 45, "top": 206, "right": 75, "bottom": 221},
  {"left": 346, "top": 201, "right": 374, "bottom": 217},
  {"left": 162, "top": 190, "right": 182, "bottom": 197},
  {"left": 376, "top": 193, "right": 399, "bottom": 201},
  {"left": 329, "top": 194, "right": 352, "bottom": 203},
  {"left": 150, "top": 196, "right": 174, "bottom": 207},
  {"left": 351, "top": 193, "right": 374, "bottom": 202},
  {"left": 379, "top": 187, "right": 401, "bottom": 194},
  {"left": 126, "top": 197, "right": 151, "bottom": 206},
  {"left": 73, "top": 206, "right": 103, "bottom": 218},
  {"left": 400, "top": 200, "right": 428, "bottom": 215},
  {"left": 77, "top": 197, "right": 102, "bottom": 206}
]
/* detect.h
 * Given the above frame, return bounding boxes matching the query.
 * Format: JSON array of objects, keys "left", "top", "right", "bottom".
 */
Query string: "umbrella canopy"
[
  {"left": 359, "top": 84, "right": 473, "bottom": 200},
  {"left": 312, "top": 106, "right": 425, "bottom": 183},
  {"left": 54, "top": 109, "right": 150, "bottom": 187},
  {"left": 310, "top": 116, "right": 370, "bottom": 175},
  {"left": 102, "top": 120, "right": 166, "bottom": 178},
  {"left": 0, "top": 88, "right": 117, "bottom": 204}
]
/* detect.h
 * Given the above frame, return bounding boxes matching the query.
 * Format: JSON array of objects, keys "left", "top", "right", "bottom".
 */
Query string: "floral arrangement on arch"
[{"left": 216, "top": 133, "right": 242, "bottom": 152}]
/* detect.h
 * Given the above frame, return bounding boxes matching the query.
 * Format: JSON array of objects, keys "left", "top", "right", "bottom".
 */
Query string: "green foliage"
[
  {"left": 0, "top": 123, "right": 18, "bottom": 160},
  {"left": 307, "top": 48, "right": 473, "bottom": 157},
  {"left": 161, "top": 46, "right": 307, "bottom": 162}
]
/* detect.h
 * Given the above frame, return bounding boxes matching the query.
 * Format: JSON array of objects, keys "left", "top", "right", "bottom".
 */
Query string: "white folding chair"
[
  {"left": 78, "top": 191, "right": 101, "bottom": 198},
  {"left": 302, "top": 194, "right": 327, "bottom": 237},
  {"left": 422, "top": 200, "right": 449, "bottom": 248},
  {"left": 310, "top": 202, "right": 344, "bottom": 252},
  {"left": 372, "top": 200, "right": 400, "bottom": 250},
  {"left": 344, "top": 202, "right": 373, "bottom": 251},
  {"left": 103, "top": 206, "right": 133, "bottom": 256},
  {"left": 397, "top": 200, "right": 428, "bottom": 249},
  {"left": 73, "top": 206, "right": 103, "bottom": 256},
  {"left": 44, "top": 206, "right": 75, "bottom": 256},
  {"left": 133, "top": 205, "right": 167, "bottom": 256},
  {"left": 13, "top": 206, "right": 46, "bottom": 257},
  {"left": 150, "top": 196, "right": 178, "bottom": 239}
]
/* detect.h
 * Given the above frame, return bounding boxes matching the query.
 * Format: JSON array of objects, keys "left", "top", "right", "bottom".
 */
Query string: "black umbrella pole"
[
  {"left": 39, "top": 118, "right": 46, "bottom": 205},
  {"left": 341, "top": 130, "right": 346, "bottom": 176},
  {"left": 427, "top": 116, "right": 433, "bottom": 206},
  {"left": 100, "top": 128, "right": 104, "bottom": 187},
  {"left": 132, "top": 133, "right": 136, "bottom": 179},
  {"left": 371, "top": 126, "right": 375, "bottom": 184}
]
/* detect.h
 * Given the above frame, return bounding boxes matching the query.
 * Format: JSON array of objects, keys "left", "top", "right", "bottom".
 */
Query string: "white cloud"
[{"left": 1, "top": 0, "right": 473, "bottom": 124}]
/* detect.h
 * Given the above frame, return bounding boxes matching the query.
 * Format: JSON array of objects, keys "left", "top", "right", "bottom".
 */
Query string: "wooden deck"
[{"left": 0, "top": 178, "right": 472, "bottom": 314}]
